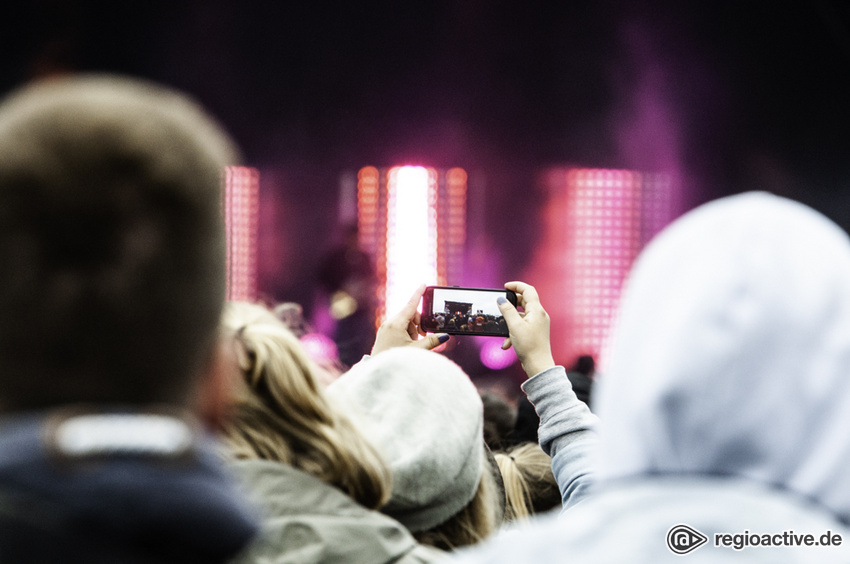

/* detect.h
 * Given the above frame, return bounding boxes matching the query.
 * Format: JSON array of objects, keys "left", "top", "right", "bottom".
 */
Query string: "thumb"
[
  {"left": 497, "top": 296, "right": 523, "bottom": 327},
  {"left": 416, "top": 333, "right": 450, "bottom": 350}
]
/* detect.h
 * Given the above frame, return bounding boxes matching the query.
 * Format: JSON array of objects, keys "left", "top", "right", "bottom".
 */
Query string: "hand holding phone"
[
  {"left": 496, "top": 281, "right": 556, "bottom": 377},
  {"left": 371, "top": 284, "right": 449, "bottom": 356},
  {"left": 420, "top": 286, "right": 518, "bottom": 337}
]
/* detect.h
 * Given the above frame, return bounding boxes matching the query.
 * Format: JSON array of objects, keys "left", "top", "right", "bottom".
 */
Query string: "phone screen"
[{"left": 421, "top": 286, "right": 515, "bottom": 336}]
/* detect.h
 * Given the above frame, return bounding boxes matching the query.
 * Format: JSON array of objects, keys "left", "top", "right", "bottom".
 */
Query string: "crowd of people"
[
  {"left": 2, "top": 73, "right": 850, "bottom": 563},
  {"left": 431, "top": 310, "right": 508, "bottom": 335}
]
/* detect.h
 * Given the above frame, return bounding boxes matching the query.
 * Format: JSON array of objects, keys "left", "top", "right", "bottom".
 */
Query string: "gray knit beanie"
[{"left": 327, "top": 347, "right": 485, "bottom": 532}]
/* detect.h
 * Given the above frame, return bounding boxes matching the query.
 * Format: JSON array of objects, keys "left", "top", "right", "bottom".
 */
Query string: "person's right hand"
[
  {"left": 497, "top": 281, "right": 556, "bottom": 378},
  {"left": 371, "top": 284, "right": 449, "bottom": 356}
]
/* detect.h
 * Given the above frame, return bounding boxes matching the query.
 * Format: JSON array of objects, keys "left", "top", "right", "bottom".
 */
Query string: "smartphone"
[{"left": 420, "top": 286, "right": 517, "bottom": 336}]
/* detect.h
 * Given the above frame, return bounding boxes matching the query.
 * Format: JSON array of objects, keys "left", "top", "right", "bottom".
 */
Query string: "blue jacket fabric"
[{"left": 0, "top": 410, "right": 259, "bottom": 563}]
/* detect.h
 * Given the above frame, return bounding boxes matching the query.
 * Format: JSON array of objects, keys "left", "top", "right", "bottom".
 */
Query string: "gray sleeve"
[{"left": 521, "top": 366, "right": 598, "bottom": 512}]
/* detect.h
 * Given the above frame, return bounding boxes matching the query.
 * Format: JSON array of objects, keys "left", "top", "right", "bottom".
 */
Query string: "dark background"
[{"left": 3, "top": 0, "right": 850, "bottom": 312}]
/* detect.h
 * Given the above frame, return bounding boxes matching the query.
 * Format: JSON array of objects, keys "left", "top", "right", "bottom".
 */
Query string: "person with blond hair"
[
  {"left": 325, "top": 286, "right": 509, "bottom": 551},
  {"left": 219, "top": 301, "right": 444, "bottom": 563},
  {"left": 495, "top": 442, "right": 560, "bottom": 522},
  {"left": 328, "top": 346, "right": 505, "bottom": 551},
  {"left": 323, "top": 282, "right": 591, "bottom": 552}
]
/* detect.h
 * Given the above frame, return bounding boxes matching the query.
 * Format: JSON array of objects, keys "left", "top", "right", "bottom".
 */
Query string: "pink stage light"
[
  {"left": 357, "top": 166, "right": 381, "bottom": 259},
  {"left": 441, "top": 168, "right": 467, "bottom": 283},
  {"left": 566, "top": 169, "right": 642, "bottom": 361},
  {"left": 479, "top": 339, "right": 518, "bottom": 371},
  {"left": 523, "top": 168, "right": 675, "bottom": 370},
  {"left": 357, "top": 166, "right": 467, "bottom": 327},
  {"left": 385, "top": 166, "right": 439, "bottom": 318},
  {"left": 224, "top": 166, "right": 260, "bottom": 302},
  {"left": 300, "top": 332, "right": 339, "bottom": 363}
]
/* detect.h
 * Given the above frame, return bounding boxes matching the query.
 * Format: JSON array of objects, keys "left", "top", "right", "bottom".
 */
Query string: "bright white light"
[{"left": 385, "top": 166, "right": 438, "bottom": 318}]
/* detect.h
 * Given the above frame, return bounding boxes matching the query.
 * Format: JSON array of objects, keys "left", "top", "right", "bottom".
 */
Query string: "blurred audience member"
[
  {"left": 324, "top": 287, "right": 503, "bottom": 551},
  {"left": 0, "top": 75, "right": 257, "bottom": 562},
  {"left": 220, "top": 301, "right": 443, "bottom": 563},
  {"left": 495, "top": 442, "right": 560, "bottom": 523},
  {"left": 509, "top": 395, "right": 540, "bottom": 445},
  {"left": 481, "top": 392, "right": 517, "bottom": 452},
  {"left": 328, "top": 347, "right": 503, "bottom": 551},
  {"left": 273, "top": 301, "right": 310, "bottom": 338},
  {"left": 451, "top": 193, "right": 850, "bottom": 562},
  {"left": 317, "top": 223, "right": 377, "bottom": 367},
  {"left": 566, "top": 354, "right": 594, "bottom": 408},
  {"left": 273, "top": 300, "right": 344, "bottom": 384}
]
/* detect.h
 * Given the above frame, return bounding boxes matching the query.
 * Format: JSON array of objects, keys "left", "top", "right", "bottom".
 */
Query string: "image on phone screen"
[{"left": 421, "top": 286, "right": 515, "bottom": 336}]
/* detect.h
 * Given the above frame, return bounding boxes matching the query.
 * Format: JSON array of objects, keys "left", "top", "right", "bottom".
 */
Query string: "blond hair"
[
  {"left": 495, "top": 442, "right": 560, "bottom": 522},
  {"left": 219, "top": 301, "right": 391, "bottom": 509}
]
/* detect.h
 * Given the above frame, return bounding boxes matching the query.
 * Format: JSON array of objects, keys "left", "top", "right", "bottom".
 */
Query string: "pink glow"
[
  {"left": 522, "top": 168, "right": 675, "bottom": 370},
  {"left": 566, "top": 169, "right": 642, "bottom": 364},
  {"left": 357, "top": 167, "right": 381, "bottom": 258},
  {"left": 441, "top": 167, "right": 467, "bottom": 284},
  {"left": 300, "top": 332, "right": 338, "bottom": 363},
  {"left": 224, "top": 166, "right": 259, "bottom": 302},
  {"left": 357, "top": 166, "right": 467, "bottom": 327},
  {"left": 479, "top": 339, "right": 517, "bottom": 370},
  {"left": 385, "top": 166, "right": 439, "bottom": 320}
]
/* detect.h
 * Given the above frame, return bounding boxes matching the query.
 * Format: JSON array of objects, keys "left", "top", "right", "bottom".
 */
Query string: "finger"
[
  {"left": 501, "top": 336, "right": 512, "bottom": 350},
  {"left": 504, "top": 280, "right": 529, "bottom": 310},
  {"left": 497, "top": 295, "right": 524, "bottom": 327},
  {"left": 415, "top": 333, "right": 450, "bottom": 350},
  {"left": 406, "top": 320, "right": 418, "bottom": 340},
  {"left": 506, "top": 280, "right": 543, "bottom": 313},
  {"left": 504, "top": 281, "right": 528, "bottom": 293},
  {"left": 397, "top": 284, "right": 427, "bottom": 321}
]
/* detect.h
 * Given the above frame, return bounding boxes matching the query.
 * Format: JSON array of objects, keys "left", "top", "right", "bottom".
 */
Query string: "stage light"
[
  {"left": 525, "top": 168, "right": 675, "bottom": 369},
  {"left": 566, "top": 169, "right": 642, "bottom": 362},
  {"left": 357, "top": 165, "right": 467, "bottom": 327},
  {"left": 479, "top": 339, "right": 518, "bottom": 371},
  {"left": 300, "top": 332, "right": 338, "bottom": 364},
  {"left": 224, "top": 166, "right": 259, "bottom": 302},
  {"left": 385, "top": 166, "right": 439, "bottom": 319}
]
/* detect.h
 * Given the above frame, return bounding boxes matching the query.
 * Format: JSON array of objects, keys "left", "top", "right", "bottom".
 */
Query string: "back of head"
[
  {"left": 597, "top": 191, "right": 850, "bottom": 522},
  {"left": 481, "top": 392, "right": 517, "bottom": 451},
  {"left": 219, "top": 301, "right": 391, "bottom": 510},
  {"left": 327, "top": 348, "right": 501, "bottom": 549},
  {"left": 0, "top": 75, "right": 237, "bottom": 412},
  {"left": 495, "top": 442, "right": 560, "bottom": 522}
]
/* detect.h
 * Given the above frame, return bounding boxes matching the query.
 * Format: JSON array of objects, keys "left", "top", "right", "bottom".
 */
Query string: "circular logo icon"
[{"left": 667, "top": 524, "right": 708, "bottom": 555}]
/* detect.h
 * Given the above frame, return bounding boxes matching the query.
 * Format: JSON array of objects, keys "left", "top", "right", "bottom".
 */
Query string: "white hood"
[{"left": 596, "top": 191, "right": 850, "bottom": 523}]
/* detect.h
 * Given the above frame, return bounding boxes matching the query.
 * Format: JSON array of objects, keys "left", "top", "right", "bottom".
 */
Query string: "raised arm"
[
  {"left": 370, "top": 285, "right": 449, "bottom": 356},
  {"left": 497, "top": 281, "right": 598, "bottom": 512}
]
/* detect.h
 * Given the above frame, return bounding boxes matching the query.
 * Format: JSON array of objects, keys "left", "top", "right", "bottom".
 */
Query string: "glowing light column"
[
  {"left": 524, "top": 168, "right": 675, "bottom": 369},
  {"left": 384, "top": 166, "right": 439, "bottom": 319},
  {"left": 566, "top": 169, "right": 644, "bottom": 360},
  {"left": 224, "top": 166, "right": 260, "bottom": 302},
  {"left": 357, "top": 165, "right": 466, "bottom": 327}
]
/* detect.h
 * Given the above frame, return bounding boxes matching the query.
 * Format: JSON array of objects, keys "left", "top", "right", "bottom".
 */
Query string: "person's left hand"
[{"left": 371, "top": 284, "right": 449, "bottom": 355}]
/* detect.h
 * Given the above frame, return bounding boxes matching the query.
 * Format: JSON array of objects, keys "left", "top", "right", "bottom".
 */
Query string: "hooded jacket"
[
  {"left": 229, "top": 458, "right": 445, "bottom": 564},
  {"left": 0, "top": 410, "right": 258, "bottom": 563},
  {"left": 450, "top": 192, "right": 850, "bottom": 562}
]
